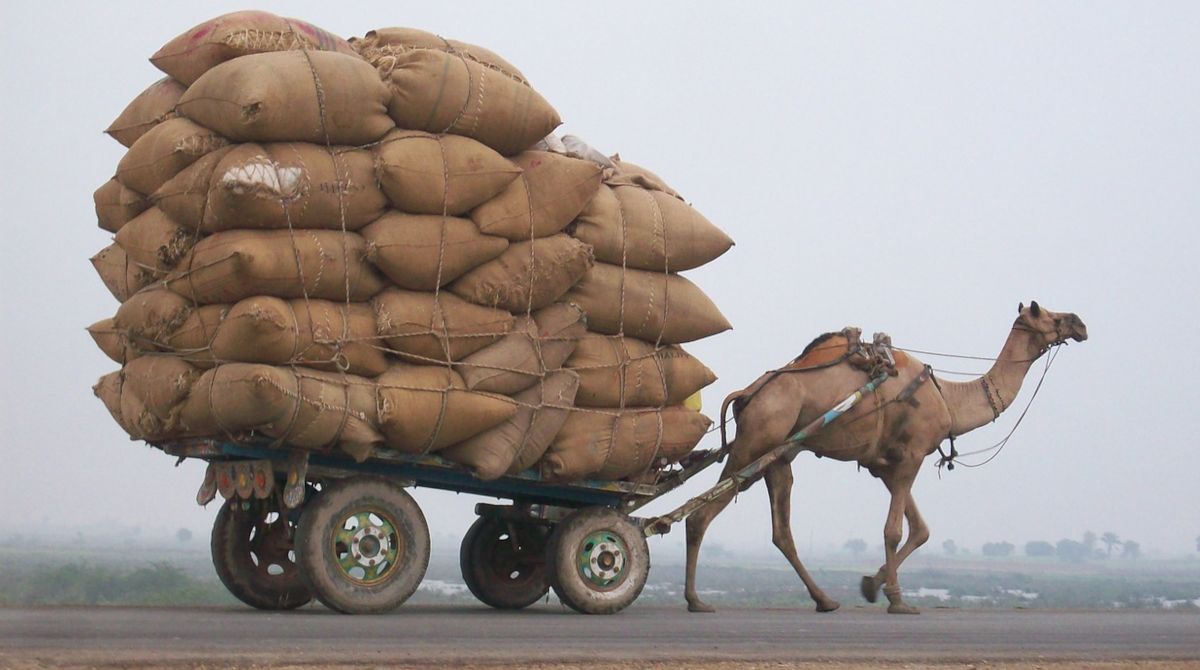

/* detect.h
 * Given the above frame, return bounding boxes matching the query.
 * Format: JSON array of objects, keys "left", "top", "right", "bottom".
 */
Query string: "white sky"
[{"left": 1, "top": 2, "right": 1197, "bottom": 559}]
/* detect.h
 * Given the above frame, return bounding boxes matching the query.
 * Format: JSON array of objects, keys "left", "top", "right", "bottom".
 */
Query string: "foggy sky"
[{"left": 1, "top": 1, "right": 1197, "bottom": 559}]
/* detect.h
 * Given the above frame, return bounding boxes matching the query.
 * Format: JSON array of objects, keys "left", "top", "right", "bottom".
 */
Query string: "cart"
[{"left": 161, "top": 372, "right": 889, "bottom": 615}]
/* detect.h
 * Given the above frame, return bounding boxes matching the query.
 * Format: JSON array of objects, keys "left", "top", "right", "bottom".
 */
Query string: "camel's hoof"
[
  {"left": 887, "top": 601, "right": 921, "bottom": 615},
  {"left": 860, "top": 575, "right": 881, "bottom": 603},
  {"left": 815, "top": 599, "right": 841, "bottom": 613},
  {"left": 687, "top": 601, "right": 717, "bottom": 613}
]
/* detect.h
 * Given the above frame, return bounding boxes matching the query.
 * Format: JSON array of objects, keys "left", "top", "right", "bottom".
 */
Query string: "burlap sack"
[
  {"left": 440, "top": 369, "right": 579, "bottom": 480},
  {"left": 567, "top": 334, "right": 716, "bottom": 408},
  {"left": 375, "top": 130, "right": 521, "bottom": 216},
  {"left": 166, "top": 230, "right": 384, "bottom": 304},
  {"left": 94, "top": 371, "right": 132, "bottom": 435},
  {"left": 177, "top": 51, "right": 393, "bottom": 145},
  {"left": 179, "top": 363, "right": 382, "bottom": 460},
  {"left": 540, "top": 406, "right": 711, "bottom": 482},
  {"left": 472, "top": 152, "right": 602, "bottom": 240},
  {"left": 95, "top": 179, "right": 151, "bottom": 234},
  {"left": 156, "top": 143, "right": 385, "bottom": 233},
  {"left": 606, "top": 158, "right": 682, "bottom": 199},
  {"left": 448, "top": 235, "right": 594, "bottom": 313},
  {"left": 570, "top": 184, "right": 734, "bottom": 272},
  {"left": 91, "top": 244, "right": 157, "bottom": 302},
  {"left": 362, "top": 213, "right": 508, "bottom": 291},
  {"left": 152, "top": 11, "right": 357, "bottom": 86},
  {"left": 458, "top": 302, "right": 587, "bottom": 395},
  {"left": 88, "top": 318, "right": 138, "bottom": 365},
  {"left": 113, "top": 289, "right": 224, "bottom": 365},
  {"left": 376, "top": 364, "right": 519, "bottom": 453},
  {"left": 211, "top": 297, "right": 386, "bottom": 377},
  {"left": 114, "top": 207, "right": 195, "bottom": 272},
  {"left": 105, "top": 78, "right": 186, "bottom": 148},
  {"left": 116, "top": 118, "right": 228, "bottom": 196},
  {"left": 95, "top": 356, "right": 200, "bottom": 440},
  {"left": 365, "top": 48, "right": 559, "bottom": 156},
  {"left": 564, "top": 263, "right": 731, "bottom": 344},
  {"left": 373, "top": 288, "right": 513, "bottom": 363},
  {"left": 353, "top": 27, "right": 528, "bottom": 84}
]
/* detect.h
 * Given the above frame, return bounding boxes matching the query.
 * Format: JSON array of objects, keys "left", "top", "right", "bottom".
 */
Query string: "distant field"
[{"left": 1, "top": 540, "right": 1197, "bottom": 611}]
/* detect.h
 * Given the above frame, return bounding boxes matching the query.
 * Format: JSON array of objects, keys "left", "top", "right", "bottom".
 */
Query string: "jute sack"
[
  {"left": 540, "top": 406, "right": 711, "bottom": 482},
  {"left": 472, "top": 152, "right": 602, "bottom": 240},
  {"left": 95, "top": 179, "right": 151, "bottom": 233},
  {"left": 376, "top": 364, "right": 519, "bottom": 453},
  {"left": 92, "top": 243, "right": 157, "bottom": 302},
  {"left": 116, "top": 117, "right": 229, "bottom": 196},
  {"left": 448, "top": 235, "right": 594, "bottom": 313},
  {"left": 567, "top": 334, "right": 717, "bottom": 408},
  {"left": 570, "top": 184, "right": 734, "bottom": 272},
  {"left": 152, "top": 11, "right": 357, "bottom": 86},
  {"left": 366, "top": 48, "right": 559, "bottom": 156},
  {"left": 459, "top": 302, "right": 587, "bottom": 395},
  {"left": 88, "top": 318, "right": 138, "bottom": 365},
  {"left": 157, "top": 143, "right": 386, "bottom": 233},
  {"left": 211, "top": 297, "right": 386, "bottom": 377},
  {"left": 114, "top": 207, "right": 195, "bottom": 272},
  {"left": 375, "top": 130, "right": 521, "bottom": 216},
  {"left": 177, "top": 51, "right": 394, "bottom": 146},
  {"left": 94, "top": 371, "right": 134, "bottom": 435},
  {"left": 373, "top": 288, "right": 513, "bottom": 363},
  {"left": 352, "top": 28, "right": 528, "bottom": 84},
  {"left": 441, "top": 369, "right": 579, "bottom": 480},
  {"left": 166, "top": 230, "right": 385, "bottom": 304},
  {"left": 564, "top": 263, "right": 732, "bottom": 344},
  {"left": 105, "top": 78, "right": 186, "bottom": 148},
  {"left": 362, "top": 212, "right": 508, "bottom": 291},
  {"left": 94, "top": 356, "right": 200, "bottom": 440},
  {"left": 606, "top": 157, "right": 682, "bottom": 199},
  {"left": 179, "top": 363, "right": 382, "bottom": 461},
  {"left": 113, "top": 288, "right": 223, "bottom": 365}
]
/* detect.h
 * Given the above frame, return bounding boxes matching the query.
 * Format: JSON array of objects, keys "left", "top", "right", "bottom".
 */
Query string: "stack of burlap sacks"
[{"left": 89, "top": 11, "right": 733, "bottom": 484}]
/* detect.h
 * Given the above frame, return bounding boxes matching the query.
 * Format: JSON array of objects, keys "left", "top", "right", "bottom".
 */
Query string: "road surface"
[{"left": 1, "top": 605, "right": 1198, "bottom": 667}]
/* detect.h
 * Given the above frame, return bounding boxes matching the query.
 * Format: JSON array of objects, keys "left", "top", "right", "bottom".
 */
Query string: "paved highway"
[{"left": 2, "top": 605, "right": 1198, "bottom": 666}]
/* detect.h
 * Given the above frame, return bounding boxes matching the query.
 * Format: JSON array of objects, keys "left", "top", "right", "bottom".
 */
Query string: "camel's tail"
[{"left": 718, "top": 389, "right": 748, "bottom": 455}]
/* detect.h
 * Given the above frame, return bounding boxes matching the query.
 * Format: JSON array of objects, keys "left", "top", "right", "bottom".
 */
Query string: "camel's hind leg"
[
  {"left": 860, "top": 490, "right": 929, "bottom": 604},
  {"left": 764, "top": 461, "right": 840, "bottom": 612},
  {"left": 684, "top": 460, "right": 738, "bottom": 613}
]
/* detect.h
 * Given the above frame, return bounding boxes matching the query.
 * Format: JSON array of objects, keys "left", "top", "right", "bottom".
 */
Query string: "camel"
[{"left": 684, "top": 302, "right": 1087, "bottom": 614}]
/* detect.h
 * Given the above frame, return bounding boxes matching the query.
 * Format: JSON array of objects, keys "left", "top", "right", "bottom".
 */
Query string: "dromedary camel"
[{"left": 684, "top": 302, "right": 1087, "bottom": 614}]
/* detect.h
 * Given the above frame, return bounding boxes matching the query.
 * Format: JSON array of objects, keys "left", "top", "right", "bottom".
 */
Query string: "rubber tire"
[
  {"left": 546, "top": 507, "right": 649, "bottom": 615},
  {"left": 295, "top": 476, "right": 430, "bottom": 614},
  {"left": 460, "top": 516, "right": 550, "bottom": 609},
  {"left": 211, "top": 498, "right": 313, "bottom": 610}
]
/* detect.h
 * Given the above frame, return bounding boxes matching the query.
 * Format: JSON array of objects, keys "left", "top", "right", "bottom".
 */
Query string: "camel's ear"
[
  {"left": 1030, "top": 301, "right": 1041, "bottom": 317},
  {"left": 1018, "top": 302, "right": 1025, "bottom": 314}
]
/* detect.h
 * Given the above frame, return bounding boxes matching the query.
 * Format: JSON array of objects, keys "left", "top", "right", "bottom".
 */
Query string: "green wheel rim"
[
  {"left": 574, "top": 530, "right": 628, "bottom": 591},
  {"left": 330, "top": 507, "right": 402, "bottom": 586}
]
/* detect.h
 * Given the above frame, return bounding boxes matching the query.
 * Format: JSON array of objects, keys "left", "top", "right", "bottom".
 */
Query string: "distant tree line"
[{"left": 841, "top": 530, "right": 1146, "bottom": 562}]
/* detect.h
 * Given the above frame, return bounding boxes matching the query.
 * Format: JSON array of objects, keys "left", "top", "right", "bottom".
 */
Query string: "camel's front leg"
[
  {"left": 879, "top": 475, "right": 920, "bottom": 614},
  {"left": 764, "top": 461, "right": 840, "bottom": 612},
  {"left": 684, "top": 460, "right": 737, "bottom": 613},
  {"left": 860, "top": 491, "right": 929, "bottom": 604}
]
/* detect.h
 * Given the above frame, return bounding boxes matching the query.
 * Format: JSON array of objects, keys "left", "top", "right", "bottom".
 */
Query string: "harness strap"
[{"left": 928, "top": 369, "right": 958, "bottom": 471}]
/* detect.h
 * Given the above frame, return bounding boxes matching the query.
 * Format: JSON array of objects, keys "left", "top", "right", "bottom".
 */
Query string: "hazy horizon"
[{"left": 1, "top": 2, "right": 1197, "bottom": 563}]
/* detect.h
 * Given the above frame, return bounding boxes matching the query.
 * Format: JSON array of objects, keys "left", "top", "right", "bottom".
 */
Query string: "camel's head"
[{"left": 1017, "top": 301, "right": 1088, "bottom": 347}]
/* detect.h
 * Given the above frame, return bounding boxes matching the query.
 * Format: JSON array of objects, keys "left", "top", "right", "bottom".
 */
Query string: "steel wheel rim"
[
  {"left": 480, "top": 521, "right": 543, "bottom": 588},
  {"left": 330, "top": 507, "right": 402, "bottom": 586},
  {"left": 574, "top": 530, "right": 628, "bottom": 591},
  {"left": 246, "top": 506, "right": 301, "bottom": 581}
]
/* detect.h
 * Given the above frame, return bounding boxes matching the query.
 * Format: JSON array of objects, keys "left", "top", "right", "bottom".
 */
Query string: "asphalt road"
[{"left": 1, "top": 605, "right": 1198, "bottom": 666}]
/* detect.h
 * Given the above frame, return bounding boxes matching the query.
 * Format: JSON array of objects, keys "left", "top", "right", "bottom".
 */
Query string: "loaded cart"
[{"left": 160, "top": 373, "right": 885, "bottom": 615}]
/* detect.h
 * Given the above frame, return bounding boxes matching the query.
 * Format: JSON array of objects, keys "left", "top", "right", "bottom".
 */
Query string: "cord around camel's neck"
[{"left": 938, "top": 321, "right": 1046, "bottom": 437}]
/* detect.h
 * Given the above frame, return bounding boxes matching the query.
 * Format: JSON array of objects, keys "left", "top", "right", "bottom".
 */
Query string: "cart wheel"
[
  {"left": 546, "top": 507, "right": 649, "bottom": 614},
  {"left": 460, "top": 516, "right": 550, "bottom": 609},
  {"left": 211, "top": 497, "right": 312, "bottom": 610},
  {"left": 295, "top": 476, "right": 429, "bottom": 614}
]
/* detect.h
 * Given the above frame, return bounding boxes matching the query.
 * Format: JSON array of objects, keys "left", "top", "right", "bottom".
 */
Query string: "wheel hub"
[
  {"left": 332, "top": 509, "right": 402, "bottom": 585},
  {"left": 350, "top": 526, "right": 390, "bottom": 567},
  {"left": 576, "top": 531, "right": 627, "bottom": 588}
]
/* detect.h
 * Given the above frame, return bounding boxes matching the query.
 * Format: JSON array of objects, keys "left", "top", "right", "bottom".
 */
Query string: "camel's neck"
[{"left": 938, "top": 323, "right": 1045, "bottom": 437}]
